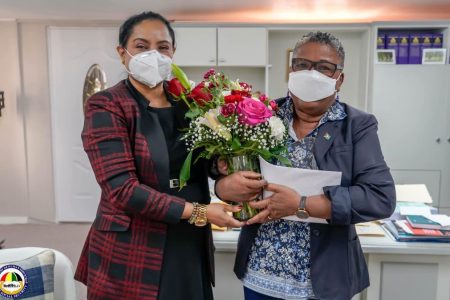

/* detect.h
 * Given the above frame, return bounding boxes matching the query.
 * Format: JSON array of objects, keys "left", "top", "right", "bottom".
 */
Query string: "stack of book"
[
  {"left": 382, "top": 215, "right": 450, "bottom": 242},
  {"left": 381, "top": 184, "right": 450, "bottom": 242}
]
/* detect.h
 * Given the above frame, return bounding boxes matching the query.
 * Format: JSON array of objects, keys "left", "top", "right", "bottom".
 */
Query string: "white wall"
[{"left": 0, "top": 21, "right": 29, "bottom": 221}]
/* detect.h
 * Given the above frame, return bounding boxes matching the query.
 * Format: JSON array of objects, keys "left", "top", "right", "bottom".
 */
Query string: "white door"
[
  {"left": 173, "top": 27, "right": 217, "bottom": 66},
  {"left": 48, "top": 27, "right": 124, "bottom": 222},
  {"left": 218, "top": 28, "right": 267, "bottom": 66},
  {"left": 372, "top": 65, "right": 450, "bottom": 207}
]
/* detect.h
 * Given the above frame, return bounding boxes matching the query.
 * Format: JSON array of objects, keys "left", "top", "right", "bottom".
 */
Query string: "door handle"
[{"left": 447, "top": 137, "right": 450, "bottom": 144}]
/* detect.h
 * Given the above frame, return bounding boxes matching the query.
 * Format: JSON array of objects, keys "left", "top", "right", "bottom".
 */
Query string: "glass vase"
[{"left": 227, "top": 155, "right": 261, "bottom": 221}]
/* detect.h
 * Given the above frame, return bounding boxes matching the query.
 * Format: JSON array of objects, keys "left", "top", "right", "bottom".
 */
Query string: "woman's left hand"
[{"left": 246, "top": 183, "right": 300, "bottom": 224}]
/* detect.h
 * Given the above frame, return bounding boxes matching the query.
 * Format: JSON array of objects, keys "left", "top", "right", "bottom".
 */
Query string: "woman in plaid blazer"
[{"left": 74, "top": 11, "right": 259, "bottom": 300}]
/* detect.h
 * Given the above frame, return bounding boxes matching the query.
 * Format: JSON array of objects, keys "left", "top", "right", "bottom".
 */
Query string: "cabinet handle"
[
  {"left": 219, "top": 58, "right": 226, "bottom": 63},
  {"left": 209, "top": 58, "right": 215, "bottom": 63},
  {"left": 436, "top": 137, "right": 441, "bottom": 143},
  {"left": 447, "top": 137, "right": 450, "bottom": 144}
]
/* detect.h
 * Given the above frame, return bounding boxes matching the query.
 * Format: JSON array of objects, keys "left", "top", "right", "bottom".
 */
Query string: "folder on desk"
[{"left": 395, "top": 184, "right": 433, "bottom": 203}]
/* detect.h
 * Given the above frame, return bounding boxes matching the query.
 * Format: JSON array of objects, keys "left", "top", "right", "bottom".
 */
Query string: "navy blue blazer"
[{"left": 234, "top": 100, "right": 396, "bottom": 300}]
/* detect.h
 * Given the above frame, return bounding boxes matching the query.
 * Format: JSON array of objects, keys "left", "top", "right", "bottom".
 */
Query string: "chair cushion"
[{"left": 0, "top": 249, "right": 55, "bottom": 299}]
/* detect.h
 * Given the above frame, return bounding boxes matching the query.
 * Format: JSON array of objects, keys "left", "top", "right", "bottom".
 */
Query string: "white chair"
[{"left": 0, "top": 247, "right": 77, "bottom": 300}]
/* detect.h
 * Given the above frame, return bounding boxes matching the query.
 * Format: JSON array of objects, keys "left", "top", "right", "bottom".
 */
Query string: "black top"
[
  {"left": 125, "top": 80, "right": 213, "bottom": 300},
  {"left": 150, "top": 106, "right": 213, "bottom": 300}
]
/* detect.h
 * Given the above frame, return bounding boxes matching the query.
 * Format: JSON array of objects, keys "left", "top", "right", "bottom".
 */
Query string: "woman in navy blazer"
[{"left": 216, "top": 32, "right": 396, "bottom": 300}]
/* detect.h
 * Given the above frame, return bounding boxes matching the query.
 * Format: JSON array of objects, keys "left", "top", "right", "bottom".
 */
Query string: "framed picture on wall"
[
  {"left": 422, "top": 48, "right": 447, "bottom": 64},
  {"left": 286, "top": 49, "right": 293, "bottom": 81},
  {"left": 375, "top": 49, "right": 396, "bottom": 64}
]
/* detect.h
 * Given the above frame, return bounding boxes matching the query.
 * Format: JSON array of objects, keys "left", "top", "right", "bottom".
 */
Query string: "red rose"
[
  {"left": 259, "top": 94, "right": 269, "bottom": 102},
  {"left": 269, "top": 100, "right": 278, "bottom": 111},
  {"left": 167, "top": 78, "right": 186, "bottom": 98},
  {"left": 224, "top": 94, "right": 244, "bottom": 104},
  {"left": 239, "top": 82, "right": 252, "bottom": 92},
  {"left": 188, "top": 82, "right": 212, "bottom": 106},
  {"left": 221, "top": 103, "right": 236, "bottom": 117},
  {"left": 203, "top": 68, "right": 216, "bottom": 79},
  {"left": 231, "top": 89, "right": 251, "bottom": 98}
]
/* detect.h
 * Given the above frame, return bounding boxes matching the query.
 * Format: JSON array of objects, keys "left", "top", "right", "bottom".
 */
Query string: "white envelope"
[{"left": 259, "top": 157, "right": 342, "bottom": 224}]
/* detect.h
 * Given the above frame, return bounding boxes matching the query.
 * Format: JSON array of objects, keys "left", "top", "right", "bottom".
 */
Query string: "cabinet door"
[
  {"left": 372, "top": 65, "right": 450, "bottom": 207},
  {"left": 218, "top": 28, "right": 267, "bottom": 66},
  {"left": 173, "top": 27, "right": 216, "bottom": 66}
]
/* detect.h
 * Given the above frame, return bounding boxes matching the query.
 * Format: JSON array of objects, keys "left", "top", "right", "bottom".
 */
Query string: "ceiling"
[{"left": 1, "top": 0, "right": 450, "bottom": 23}]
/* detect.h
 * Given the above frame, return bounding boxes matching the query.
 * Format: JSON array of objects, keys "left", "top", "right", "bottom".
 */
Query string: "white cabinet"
[
  {"left": 218, "top": 28, "right": 267, "bottom": 66},
  {"left": 173, "top": 27, "right": 267, "bottom": 67},
  {"left": 173, "top": 27, "right": 216, "bottom": 66}
]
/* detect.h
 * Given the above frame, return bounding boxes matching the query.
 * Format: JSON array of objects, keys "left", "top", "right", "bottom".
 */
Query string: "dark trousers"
[{"left": 244, "top": 286, "right": 318, "bottom": 300}]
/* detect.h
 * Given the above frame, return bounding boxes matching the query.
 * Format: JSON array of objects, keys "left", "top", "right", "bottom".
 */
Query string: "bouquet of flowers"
[{"left": 168, "top": 65, "right": 290, "bottom": 220}]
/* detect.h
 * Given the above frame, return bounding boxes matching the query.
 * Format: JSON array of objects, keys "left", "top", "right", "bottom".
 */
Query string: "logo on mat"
[{"left": 0, "top": 265, "right": 28, "bottom": 298}]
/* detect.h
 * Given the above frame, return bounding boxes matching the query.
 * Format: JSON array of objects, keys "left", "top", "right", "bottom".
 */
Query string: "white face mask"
[
  {"left": 288, "top": 70, "right": 340, "bottom": 102},
  {"left": 125, "top": 49, "right": 172, "bottom": 88}
]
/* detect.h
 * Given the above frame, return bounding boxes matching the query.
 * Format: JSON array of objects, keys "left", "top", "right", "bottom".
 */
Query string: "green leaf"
[
  {"left": 275, "top": 154, "right": 292, "bottom": 167},
  {"left": 172, "top": 64, "right": 191, "bottom": 90},
  {"left": 185, "top": 107, "right": 202, "bottom": 119},
  {"left": 179, "top": 151, "right": 193, "bottom": 189},
  {"left": 231, "top": 137, "right": 242, "bottom": 151},
  {"left": 217, "top": 114, "right": 227, "bottom": 124}
]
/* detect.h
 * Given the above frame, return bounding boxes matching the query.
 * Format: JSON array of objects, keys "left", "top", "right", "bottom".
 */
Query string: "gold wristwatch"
[{"left": 296, "top": 196, "right": 310, "bottom": 219}]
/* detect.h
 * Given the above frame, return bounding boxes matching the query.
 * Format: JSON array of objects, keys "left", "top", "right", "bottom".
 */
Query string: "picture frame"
[
  {"left": 422, "top": 48, "right": 447, "bottom": 64},
  {"left": 286, "top": 49, "right": 293, "bottom": 81},
  {"left": 375, "top": 49, "right": 396, "bottom": 64}
]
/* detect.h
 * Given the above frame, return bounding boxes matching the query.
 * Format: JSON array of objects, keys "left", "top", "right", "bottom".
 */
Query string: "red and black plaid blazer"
[{"left": 74, "top": 80, "right": 214, "bottom": 299}]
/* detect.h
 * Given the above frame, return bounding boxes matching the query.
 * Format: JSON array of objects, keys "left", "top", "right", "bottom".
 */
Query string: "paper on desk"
[
  {"left": 395, "top": 184, "right": 433, "bottom": 203},
  {"left": 399, "top": 206, "right": 432, "bottom": 216},
  {"left": 259, "top": 157, "right": 342, "bottom": 224},
  {"left": 427, "top": 215, "right": 450, "bottom": 227},
  {"left": 356, "top": 222, "right": 385, "bottom": 236}
]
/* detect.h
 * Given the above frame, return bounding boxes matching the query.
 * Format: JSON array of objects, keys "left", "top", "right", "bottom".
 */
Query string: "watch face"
[
  {"left": 195, "top": 218, "right": 208, "bottom": 227},
  {"left": 296, "top": 209, "right": 309, "bottom": 219}
]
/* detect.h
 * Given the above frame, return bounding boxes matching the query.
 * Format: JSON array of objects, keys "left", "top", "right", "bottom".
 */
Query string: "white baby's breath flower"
[{"left": 268, "top": 116, "right": 285, "bottom": 141}]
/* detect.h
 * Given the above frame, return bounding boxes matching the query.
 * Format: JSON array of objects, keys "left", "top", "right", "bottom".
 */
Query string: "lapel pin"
[{"left": 324, "top": 132, "right": 331, "bottom": 140}]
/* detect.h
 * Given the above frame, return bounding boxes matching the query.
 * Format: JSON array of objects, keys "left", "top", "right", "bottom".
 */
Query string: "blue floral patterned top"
[{"left": 242, "top": 96, "right": 347, "bottom": 299}]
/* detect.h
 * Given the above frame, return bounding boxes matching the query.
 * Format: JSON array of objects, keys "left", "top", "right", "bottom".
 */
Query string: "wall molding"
[{"left": 0, "top": 217, "right": 29, "bottom": 224}]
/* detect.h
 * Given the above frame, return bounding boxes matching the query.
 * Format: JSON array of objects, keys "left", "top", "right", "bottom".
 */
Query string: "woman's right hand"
[
  {"left": 207, "top": 203, "right": 245, "bottom": 228},
  {"left": 215, "top": 171, "right": 267, "bottom": 203}
]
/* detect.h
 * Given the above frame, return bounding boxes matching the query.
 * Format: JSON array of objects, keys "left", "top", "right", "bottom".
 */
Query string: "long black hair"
[{"left": 119, "top": 11, "right": 175, "bottom": 47}]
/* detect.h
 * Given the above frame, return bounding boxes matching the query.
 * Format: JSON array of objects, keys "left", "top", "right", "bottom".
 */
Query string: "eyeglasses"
[{"left": 291, "top": 58, "right": 343, "bottom": 77}]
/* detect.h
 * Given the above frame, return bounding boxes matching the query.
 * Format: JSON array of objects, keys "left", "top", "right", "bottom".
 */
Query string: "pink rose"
[
  {"left": 221, "top": 103, "right": 236, "bottom": 117},
  {"left": 237, "top": 97, "right": 273, "bottom": 126}
]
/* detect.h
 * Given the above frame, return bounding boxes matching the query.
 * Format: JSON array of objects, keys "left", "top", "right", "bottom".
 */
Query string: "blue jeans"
[{"left": 244, "top": 287, "right": 318, "bottom": 300}]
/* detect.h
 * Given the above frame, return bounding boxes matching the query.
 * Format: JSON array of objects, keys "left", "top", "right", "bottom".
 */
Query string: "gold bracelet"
[{"left": 188, "top": 202, "right": 199, "bottom": 224}]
